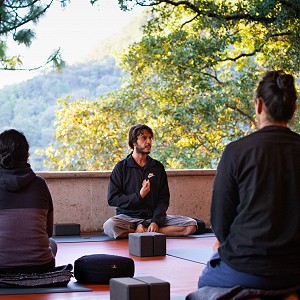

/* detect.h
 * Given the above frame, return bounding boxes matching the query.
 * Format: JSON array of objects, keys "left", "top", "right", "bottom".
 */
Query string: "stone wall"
[{"left": 38, "top": 170, "right": 216, "bottom": 233}]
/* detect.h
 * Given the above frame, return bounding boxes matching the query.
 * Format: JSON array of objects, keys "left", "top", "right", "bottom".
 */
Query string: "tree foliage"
[
  {"left": 0, "top": 58, "right": 123, "bottom": 170},
  {"left": 0, "top": 0, "right": 75, "bottom": 71},
  {"left": 41, "top": 96, "right": 130, "bottom": 171},
  {"left": 42, "top": 0, "right": 300, "bottom": 170}
]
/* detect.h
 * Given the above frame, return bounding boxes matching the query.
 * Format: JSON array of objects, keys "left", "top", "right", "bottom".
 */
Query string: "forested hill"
[{"left": 0, "top": 12, "right": 145, "bottom": 171}]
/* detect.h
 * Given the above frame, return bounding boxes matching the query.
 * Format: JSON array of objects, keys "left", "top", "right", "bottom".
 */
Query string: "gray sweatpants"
[{"left": 103, "top": 214, "right": 197, "bottom": 239}]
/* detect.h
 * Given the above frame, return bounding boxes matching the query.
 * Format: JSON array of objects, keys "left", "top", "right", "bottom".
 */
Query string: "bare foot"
[{"left": 135, "top": 224, "right": 146, "bottom": 233}]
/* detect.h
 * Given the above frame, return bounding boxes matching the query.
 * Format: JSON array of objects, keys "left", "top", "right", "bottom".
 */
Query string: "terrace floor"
[{"left": 0, "top": 235, "right": 216, "bottom": 300}]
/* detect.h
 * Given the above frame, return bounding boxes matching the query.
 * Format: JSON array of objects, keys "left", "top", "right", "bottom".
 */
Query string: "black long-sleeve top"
[
  {"left": 211, "top": 126, "right": 300, "bottom": 276},
  {"left": 107, "top": 153, "right": 170, "bottom": 227}
]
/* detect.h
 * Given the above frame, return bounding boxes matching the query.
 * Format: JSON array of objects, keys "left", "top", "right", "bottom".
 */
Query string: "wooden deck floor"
[{"left": 0, "top": 236, "right": 216, "bottom": 300}]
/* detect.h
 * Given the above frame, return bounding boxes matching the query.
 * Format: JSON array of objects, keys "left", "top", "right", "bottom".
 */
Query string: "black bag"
[
  {"left": 0, "top": 264, "right": 73, "bottom": 288},
  {"left": 74, "top": 254, "right": 134, "bottom": 284}
]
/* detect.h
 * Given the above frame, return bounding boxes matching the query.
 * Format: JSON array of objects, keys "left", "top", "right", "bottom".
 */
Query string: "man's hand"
[
  {"left": 140, "top": 179, "right": 150, "bottom": 199},
  {"left": 147, "top": 222, "right": 158, "bottom": 232}
]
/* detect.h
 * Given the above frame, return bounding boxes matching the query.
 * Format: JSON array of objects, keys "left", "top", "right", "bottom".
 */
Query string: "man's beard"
[{"left": 136, "top": 144, "right": 151, "bottom": 155}]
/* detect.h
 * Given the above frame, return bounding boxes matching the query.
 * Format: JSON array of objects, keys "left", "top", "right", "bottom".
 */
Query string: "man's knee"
[
  {"left": 103, "top": 217, "right": 132, "bottom": 239},
  {"left": 103, "top": 217, "right": 115, "bottom": 237}
]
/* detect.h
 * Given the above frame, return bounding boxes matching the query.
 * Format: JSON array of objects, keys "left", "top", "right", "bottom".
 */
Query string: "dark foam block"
[
  {"left": 53, "top": 223, "right": 81, "bottom": 236},
  {"left": 135, "top": 276, "right": 170, "bottom": 300},
  {"left": 128, "top": 233, "right": 166, "bottom": 257},
  {"left": 110, "top": 277, "right": 149, "bottom": 300},
  {"left": 128, "top": 233, "right": 154, "bottom": 257},
  {"left": 151, "top": 233, "right": 166, "bottom": 256}
]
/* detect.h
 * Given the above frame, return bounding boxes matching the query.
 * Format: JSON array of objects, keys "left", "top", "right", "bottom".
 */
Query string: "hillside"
[
  {"left": 0, "top": 12, "right": 146, "bottom": 170},
  {"left": 0, "top": 58, "right": 123, "bottom": 170}
]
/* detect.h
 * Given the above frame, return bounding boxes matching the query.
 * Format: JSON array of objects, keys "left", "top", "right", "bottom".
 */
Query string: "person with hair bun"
[
  {"left": 196, "top": 71, "right": 300, "bottom": 297},
  {"left": 0, "top": 129, "right": 57, "bottom": 274}
]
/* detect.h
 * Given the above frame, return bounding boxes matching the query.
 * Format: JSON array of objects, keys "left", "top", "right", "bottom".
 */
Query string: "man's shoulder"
[
  {"left": 113, "top": 158, "right": 127, "bottom": 170},
  {"left": 147, "top": 156, "right": 166, "bottom": 170},
  {"left": 150, "top": 157, "right": 163, "bottom": 165},
  {"left": 113, "top": 155, "right": 135, "bottom": 170}
]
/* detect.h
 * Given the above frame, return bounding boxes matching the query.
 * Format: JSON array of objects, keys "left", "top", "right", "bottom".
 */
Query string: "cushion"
[{"left": 74, "top": 254, "right": 135, "bottom": 284}]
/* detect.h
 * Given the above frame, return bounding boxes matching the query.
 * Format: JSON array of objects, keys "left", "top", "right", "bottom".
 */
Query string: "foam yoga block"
[
  {"left": 53, "top": 223, "right": 81, "bottom": 236},
  {"left": 74, "top": 254, "right": 135, "bottom": 284},
  {"left": 135, "top": 276, "right": 170, "bottom": 300},
  {"left": 151, "top": 233, "right": 166, "bottom": 256},
  {"left": 110, "top": 277, "right": 149, "bottom": 300},
  {"left": 110, "top": 276, "right": 170, "bottom": 300},
  {"left": 128, "top": 232, "right": 166, "bottom": 257}
]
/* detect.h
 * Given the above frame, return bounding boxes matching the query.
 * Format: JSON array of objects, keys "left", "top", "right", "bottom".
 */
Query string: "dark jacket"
[
  {"left": 107, "top": 153, "right": 170, "bottom": 226},
  {"left": 211, "top": 126, "right": 300, "bottom": 276},
  {"left": 0, "top": 163, "right": 54, "bottom": 268}
]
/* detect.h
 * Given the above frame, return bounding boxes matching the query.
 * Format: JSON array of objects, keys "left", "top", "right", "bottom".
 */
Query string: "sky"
[{"left": 0, "top": 0, "right": 143, "bottom": 88}]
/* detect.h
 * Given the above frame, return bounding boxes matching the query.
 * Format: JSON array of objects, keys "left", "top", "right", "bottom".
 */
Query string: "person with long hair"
[{"left": 0, "top": 129, "right": 57, "bottom": 274}]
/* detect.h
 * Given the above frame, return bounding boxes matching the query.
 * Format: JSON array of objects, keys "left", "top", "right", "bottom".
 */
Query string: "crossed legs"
[{"left": 103, "top": 214, "right": 197, "bottom": 239}]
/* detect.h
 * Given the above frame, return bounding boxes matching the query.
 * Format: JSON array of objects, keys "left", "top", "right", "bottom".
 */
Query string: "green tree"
[
  {"left": 0, "top": 57, "right": 123, "bottom": 170},
  {"left": 114, "top": 0, "right": 300, "bottom": 164},
  {"left": 40, "top": 96, "right": 135, "bottom": 171},
  {"left": 41, "top": 0, "right": 300, "bottom": 170},
  {"left": 0, "top": 0, "right": 100, "bottom": 71}
]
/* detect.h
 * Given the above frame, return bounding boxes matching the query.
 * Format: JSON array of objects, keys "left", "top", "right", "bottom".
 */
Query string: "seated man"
[{"left": 103, "top": 124, "right": 197, "bottom": 239}]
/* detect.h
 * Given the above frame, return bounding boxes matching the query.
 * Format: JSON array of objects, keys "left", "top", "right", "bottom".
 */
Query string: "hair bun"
[
  {"left": 0, "top": 152, "right": 14, "bottom": 169},
  {"left": 276, "top": 74, "right": 295, "bottom": 90}
]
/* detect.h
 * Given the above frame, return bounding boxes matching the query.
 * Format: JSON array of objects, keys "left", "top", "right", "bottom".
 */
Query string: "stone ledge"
[
  {"left": 38, "top": 169, "right": 216, "bottom": 232},
  {"left": 38, "top": 169, "right": 216, "bottom": 179}
]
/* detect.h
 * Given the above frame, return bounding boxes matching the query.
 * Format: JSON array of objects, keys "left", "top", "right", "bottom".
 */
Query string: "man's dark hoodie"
[{"left": 107, "top": 154, "right": 170, "bottom": 227}]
